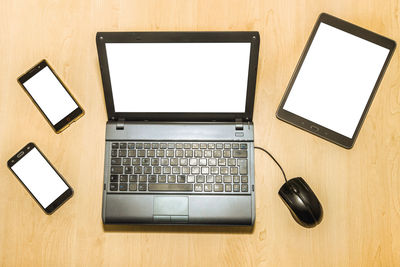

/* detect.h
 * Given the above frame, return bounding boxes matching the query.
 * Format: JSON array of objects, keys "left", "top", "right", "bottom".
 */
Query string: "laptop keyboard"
[{"left": 107, "top": 142, "right": 251, "bottom": 194}]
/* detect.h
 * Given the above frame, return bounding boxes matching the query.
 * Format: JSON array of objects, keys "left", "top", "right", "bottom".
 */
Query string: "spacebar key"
[{"left": 148, "top": 184, "right": 193, "bottom": 191}]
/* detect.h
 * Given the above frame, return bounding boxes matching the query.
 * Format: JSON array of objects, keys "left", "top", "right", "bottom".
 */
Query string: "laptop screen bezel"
[{"left": 96, "top": 32, "right": 259, "bottom": 122}]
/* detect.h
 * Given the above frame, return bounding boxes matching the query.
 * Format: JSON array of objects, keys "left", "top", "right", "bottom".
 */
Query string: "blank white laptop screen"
[
  {"left": 283, "top": 23, "right": 390, "bottom": 138},
  {"left": 11, "top": 148, "right": 69, "bottom": 209},
  {"left": 105, "top": 42, "right": 251, "bottom": 113}
]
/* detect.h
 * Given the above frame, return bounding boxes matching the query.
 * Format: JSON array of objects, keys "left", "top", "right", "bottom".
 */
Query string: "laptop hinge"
[
  {"left": 116, "top": 118, "right": 125, "bottom": 130},
  {"left": 235, "top": 118, "right": 244, "bottom": 131}
]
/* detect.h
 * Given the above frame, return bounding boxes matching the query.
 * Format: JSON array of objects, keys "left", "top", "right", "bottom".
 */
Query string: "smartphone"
[
  {"left": 17, "top": 59, "right": 84, "bottom": 133},
  {"left": 7, "top": 143, "right": 73, "bottom": 214}
]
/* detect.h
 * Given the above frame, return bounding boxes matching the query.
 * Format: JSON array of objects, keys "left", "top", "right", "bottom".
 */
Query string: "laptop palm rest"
[{"left": 153, "top": 196, "right": 189, "bottom": 223}]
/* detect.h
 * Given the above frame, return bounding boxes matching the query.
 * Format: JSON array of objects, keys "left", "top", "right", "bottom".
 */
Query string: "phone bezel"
[
  {"left": 7, "top": 142, "right": 74, "bottom": 214},
  {"left": 17, "top": 59, "right": 84, "bottom": 133}
]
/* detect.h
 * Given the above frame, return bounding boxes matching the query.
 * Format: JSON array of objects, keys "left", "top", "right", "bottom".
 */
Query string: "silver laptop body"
[{"left": 96, "top": 32, "right": 260, "bottom": 225}]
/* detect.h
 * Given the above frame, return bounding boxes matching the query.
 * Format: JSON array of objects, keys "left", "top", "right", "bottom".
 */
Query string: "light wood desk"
[{"left": 1, "top": 0, "right": 399, "bottom": 266}]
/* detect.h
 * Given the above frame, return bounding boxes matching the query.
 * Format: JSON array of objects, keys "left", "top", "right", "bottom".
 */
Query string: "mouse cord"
[{"left": 254, "top": 146, "right": 288, "bottom": 183}]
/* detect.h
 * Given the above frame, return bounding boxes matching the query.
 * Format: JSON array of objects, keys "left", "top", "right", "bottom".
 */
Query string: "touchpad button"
[{"left": 153, "top": 196, "right": 189, "bottom": 216}]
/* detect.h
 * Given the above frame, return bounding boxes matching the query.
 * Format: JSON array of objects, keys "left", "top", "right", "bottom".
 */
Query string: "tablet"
[{"left": 276, "top": 13, "right": 396, "bottom": 149}]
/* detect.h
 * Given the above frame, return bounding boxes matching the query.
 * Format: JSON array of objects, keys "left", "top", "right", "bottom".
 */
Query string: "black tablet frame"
[
  {"left": 276, "top": 13, "right": 396, "bottom": 149},
  {"left": 96, "top": 31, "right": 260, "bottom": 122}
]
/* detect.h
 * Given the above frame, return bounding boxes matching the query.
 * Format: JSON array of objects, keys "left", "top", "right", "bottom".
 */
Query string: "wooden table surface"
[{"left": 1, "top": 0, "right": 399, "bottom": 266}]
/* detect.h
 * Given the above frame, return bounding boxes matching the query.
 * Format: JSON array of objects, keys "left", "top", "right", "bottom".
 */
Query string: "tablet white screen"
[{"left": 283, "top": 23, "right": 390, "bottom": 138}]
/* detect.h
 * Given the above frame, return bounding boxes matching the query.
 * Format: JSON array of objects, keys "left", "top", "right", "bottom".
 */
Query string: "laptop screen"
[{"left": 105, "top": 43, "right": 251, "bottom": 113}]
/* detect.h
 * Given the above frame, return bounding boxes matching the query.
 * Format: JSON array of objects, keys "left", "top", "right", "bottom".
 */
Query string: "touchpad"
[{"left": 153, "top": 196, "right": 188, "bottom": 216}]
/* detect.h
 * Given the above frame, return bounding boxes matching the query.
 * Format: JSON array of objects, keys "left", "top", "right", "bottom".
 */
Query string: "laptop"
[{"left": 96, "top": 32, "right": 260, "bottom": 225}]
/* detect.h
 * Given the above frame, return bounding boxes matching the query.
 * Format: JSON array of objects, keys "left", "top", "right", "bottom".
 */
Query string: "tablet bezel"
[{"left": 276, "top": 13, "right": 396, "bottom": 149}]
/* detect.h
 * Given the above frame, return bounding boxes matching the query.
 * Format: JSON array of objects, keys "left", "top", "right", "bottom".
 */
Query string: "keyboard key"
[
  {"left": 160, "top": 143, "right": 167, "bottom": 149},
  {"left": 223, "top": 175, "right": 232, "bottom": 183},
  {"left": 151, "top": 158, "right": 159, "bottom": 165},
  {"left": 129, "top": 175, "right": 138, "bottom": 182},
  {"left": 182, "top": 167, "right": 190, "bottom": 174},
  {"left": 241, "top": 184, "right": 248, "bottom": 192},
  {"left": 232, "top": 143, "right": 239, "bottom": 149},
  {"left": 238, "top": 159, "right": 248, "bottom": 175},
  {"left": 192, "top": 143, "right": 199, "bottom": 149},
  {"left": 170, "top": 158, "right": 178, "bottom": 166},
  {"left": 163, "top": 166, "right": 171, "bottom": 174},
  {"left": 215, "top": 175, "right": 222, "bottom": 183},
  {"left": 189, "top": 159, "right": 197, "bottom": 166},
  {"left": 218, "top": 159, "right": 226, "bottom": 166},
  {"left": 111, "top": 166, "right": 123, "bottom": 174},
  {"left": 168, "top": 143, "right": 175, "bottom": 149},
  {"left": 204, "top": 150, "right": 212, "bottom": 158},
  {"left": 199, "top": 159, "right": 207, "bottom": 166},
  {"left": 119, "top": 150, "right": 127, "bottom": 157},
  {"left": 147, "top": 150, "right": 155, "bottom": 157},
  {"left": 142, "top": 158, "right": 150, "bottom": 165},
  {"left": 172, "top": 167, "right": 180, "bottom": 174},
  {"left": 194, "top": 184, "right": 203, "bottom": 192},
  {"left": 220, "top": 167, "right": 228, "bottom": 175},
  {"left": 158, "top": 175, "right": 166, "bottom": 183},
  {"left": 120, "top": 143, "right": 127, "bottom": 149},
  {"left": 154, "top": 166, "right": 161, "bottom": 174},
  {"left": 144, "top": 166, "right": 152, "bottom": 174},
  {"left": 240, "top": 143, "right": 248, "bottom": 149},
  {"left": 225, "top": 184, "right": 232, "bottom": 192},
  {"left": 128, "top": 150, "right": 136, "bottom": 157},
  {"left": 110, "top": 175, "right": 118, "bottom": 182},
  {"left": 216, "top": 143, "right": 223, "bottom": 149},
  {"left": 175, "top": 150, "right": 183, "bottom": 157},
  {"left": 138, "top": 183, "right": 147, "bottom": 191},
  {"left": 122, "top": 158, "right": 131, "bottom": 165},
  {"left": 128, "top": 143, "right": 135, "bottom": 149},
  {"left": 166, "top": 150, "right": 174, "bottom": 157},
  {"left": 214, "top": 184, "right": 223, "bottom": 192},
  {"left": 119, "top": 183, "right": 127, "bottom": 191},
  {"left": 204, "top": 184, "right": 212, "bottom": 192},
  {"left": 232, "top": 150, "right": 247, "bottom": 158},
  {"left": 208, "top": 143, "right": 215, "bottom": 149},
  {"left": 152, "top": 143, "right": 159, "bottom": 149},
  {"left": 196, "top": 175, "right": 205, "bottom": 183},
  {"left": 156, "top": 150, "right": 165, "bottom": 157},
  {"left": 213, "top": 150, "right": 222, "bottom": 158},
  {"left": 134, "top": 166, "right": 142, "bottom": 174},
  {"left": 233, "top": 175, "right": 240, "bottom": 183},
  {"left": 233, "top": 184, "right": 240, "bottom": 192},
  {"left": 230, "top": 167, "right": 238, "bottom": 175},
  {"left": 191, "top": 167, "right": 200, "bottom": 174},
  {"left": 210, "top": 167, "right": 219, "bottom": 174},
  {"left": 120, "top": 175, "right": 128, "bottom": 182},
  {"left": 137, "top": 150, "right": 145, "bottom": 157},
  {"left": 111, "top": 158, "right": 121, "bottom": 165},
  {"left": 223, "top": 150, "right": 231, "bottom": 158},
  {"left": 187, "top": 175, "right": 195, "bottom": 183},
  {"left": 177, "top": 175, "right": 186, "bottom": 183},
  {"left": 228, "top": 159, "right": 236, "bottom": 166},
  {"left": 136, "top": 143, "right": 143, "bottom": 149},
  {"left": 208, "top": 158, "right": 217, "bottom": 166},
  {"left": 206, "top": 175, "right": 214, "bottom": 183},
  {"left": 224, "top": 143, "right": 231, "bottom": 149},
  {"left": 200, "top": 143, "right": 207, "bottom": 149},
  {"left": 111, "top": 150, "right": 117, "bottom": 157},
  {"left": 112, "top": 143, "right": 119, "bottom": 149},
  {"left": 110, "top": 183, "right": 118, "bottom": 191},
  {"left": 148, "top": 175, "right": 157, "bottom": 183},
  {"left": 139, "top": 175, "right": 147, "bottom": 182},
  {"left": 161, "top": 158, "right": 169, "bottom": 166},
  {"left": 185, "top": 150, "right": 193, "bottom": 157},
  {"left": 241, "top": 176, "right": 248, "bottom": 183},
  {"left": 132, "top": 158, "right": 140, "bottom": 165},
  {"left": 144, "top": 143, "right": 151, "bottom": 149},
  {"left": 180, "top": 158, "right": 188, "bottom": 166},
  {"left": 194, "top": 150, "right": 202, "bottom": 158},
  {"left": 129, "top": 183, "right": 137, "bottom": 191},
  {"left": 176, "top": 143, "right": 183, "bottom": 149},
  {"left": 184, "top": 143, "right": 192, "bottom": 149},
  {"left": 148, "top": 184, "right": 193, "bottom": 191},
  {"left": 201, "top": 167, "right": 209, "bottom": 174}
]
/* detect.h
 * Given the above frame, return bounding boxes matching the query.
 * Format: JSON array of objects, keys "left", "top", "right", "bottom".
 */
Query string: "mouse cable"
[{"left": 254, "top": 146, "right": 287, "bottom": 183}]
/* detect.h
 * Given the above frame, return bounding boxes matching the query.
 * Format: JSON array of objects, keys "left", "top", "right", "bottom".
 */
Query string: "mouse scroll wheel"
[{"left": 291, "top": 186, "right": 299, "bottom": 194}]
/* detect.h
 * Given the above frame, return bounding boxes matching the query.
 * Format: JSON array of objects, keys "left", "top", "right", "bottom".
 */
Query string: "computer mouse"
[{"left": 278, "top": 177, "right": 323, "bottom": 228}]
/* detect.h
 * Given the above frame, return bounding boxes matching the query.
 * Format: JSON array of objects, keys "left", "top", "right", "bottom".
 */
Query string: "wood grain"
[{"left": 0, "top": 0, "right": 399, "bottom": 266}]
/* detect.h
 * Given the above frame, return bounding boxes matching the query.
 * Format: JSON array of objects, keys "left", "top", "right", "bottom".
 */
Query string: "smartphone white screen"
[
  {"left": 11, "top": 147, "right": 69, "bottom": 208},
  {"left": 105, "top": 42, "right": 251, "bottom": 113},
  {"left": 22, "top": 66, "right": 78, "bottom": 125},
  {"left": 283, "top": 23, "right": 390, "bottom": 138}
]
